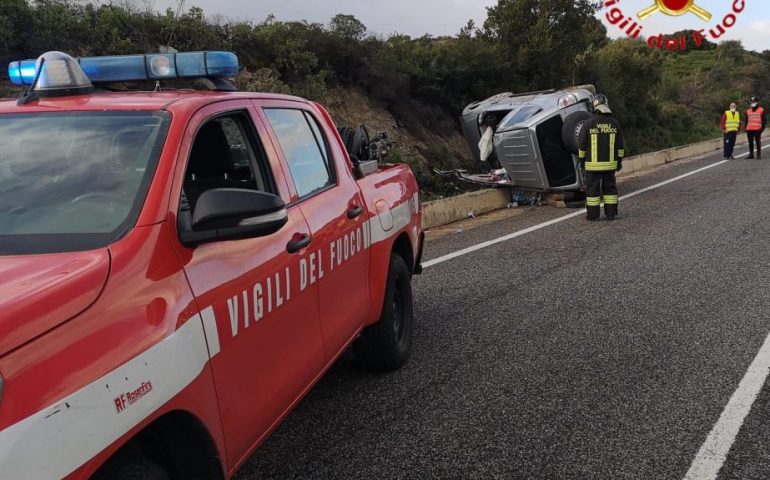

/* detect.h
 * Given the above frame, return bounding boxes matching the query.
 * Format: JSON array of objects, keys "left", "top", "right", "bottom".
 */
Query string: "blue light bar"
[
  {"left": 8, "top": 51, "right": 239, "bottom": 86},
  {"left": 8, "top": 60, "right": 37, "bottom": 86}
]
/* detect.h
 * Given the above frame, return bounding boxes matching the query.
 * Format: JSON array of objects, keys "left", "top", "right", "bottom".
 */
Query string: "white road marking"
[
  {"left": 425, "top": 144, "right": 770, "bottom": 479},
  {"left": 422, "top": 209, "right": 587, "bottom": 269},
  {"left": 423, "top": 145, "right": 768, "bottom": 269},
  {"left": 682, "top": 144, "right": 770, "bottom": 480},
  {"left": 422, "top": 162, "right": 723, "bottom": 269},
  {"left": 683, "top": 331, "right": 770, "bottom": 480},
  {"left": 617, "top": 160, "right": 723, "bottom": 202}
]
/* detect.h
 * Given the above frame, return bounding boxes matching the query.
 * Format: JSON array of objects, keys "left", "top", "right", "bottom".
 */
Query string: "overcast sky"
[
  {"left": 146, "top": 0, "right": 769, "bottom": 52},
  {"left": 148, "top": 0, "right": 497, "bottom": 37}
]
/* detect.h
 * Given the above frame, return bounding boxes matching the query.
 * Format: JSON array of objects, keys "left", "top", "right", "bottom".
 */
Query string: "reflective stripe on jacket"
[
  {"left": 578, "top": 113, "right": 625, "bottom": 172},
  {"left": 747, "top": 107, "right": 765, "bottom": 131}
]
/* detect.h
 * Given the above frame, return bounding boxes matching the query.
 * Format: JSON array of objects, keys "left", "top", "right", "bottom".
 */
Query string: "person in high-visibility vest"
[
  {"left": 578, "top": 94, "right": 625, "bottom": 221},
  {"left": 746, "top": 96, "right": 767, "bottom": 159},
  {"left": 721, "top": 102, "right": 741, "bottom": 160}
]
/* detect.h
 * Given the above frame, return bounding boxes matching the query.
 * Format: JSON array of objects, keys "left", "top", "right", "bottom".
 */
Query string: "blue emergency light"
[{"left": 8, "top": 51, "right": 239, "bottom": 86}]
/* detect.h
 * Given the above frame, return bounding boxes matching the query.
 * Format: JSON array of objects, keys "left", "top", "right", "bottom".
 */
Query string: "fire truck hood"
[{"left": 0, "top": 249, "right": 110, "bottom": 357}]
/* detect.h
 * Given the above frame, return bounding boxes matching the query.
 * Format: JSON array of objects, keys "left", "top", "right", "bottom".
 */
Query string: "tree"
[
  {"left": 588, "top": 38, "right": 665, "bottom": 153},
  {"left": 329, "top": 14, "right": 366, "bottom": 41},
  {"left": 0, "top": 0, "right": 33, "bottom": 66},
  {"left": 482, "top": 0, "right": 606, "bottom": 89}
]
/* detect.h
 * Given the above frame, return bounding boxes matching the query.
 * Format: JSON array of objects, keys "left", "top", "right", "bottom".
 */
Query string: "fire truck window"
[
  {"left": 0, "top": 111, "right": 170, "bottom": 255},
  {"left": 264, "top": 108, "right": 335, "bottom": 198},
  {"left": 183, "top": 112, "right": 273, "bottom": 212}
]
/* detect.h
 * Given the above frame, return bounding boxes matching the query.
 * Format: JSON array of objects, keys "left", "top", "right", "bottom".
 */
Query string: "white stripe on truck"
[{"left": 0, "top": 315, "right": 211, "bottom": 479}]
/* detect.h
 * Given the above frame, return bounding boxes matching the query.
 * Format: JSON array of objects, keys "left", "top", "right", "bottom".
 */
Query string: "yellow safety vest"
[{"left": 724, "top": 111, "right": 740, "bottom": 132}]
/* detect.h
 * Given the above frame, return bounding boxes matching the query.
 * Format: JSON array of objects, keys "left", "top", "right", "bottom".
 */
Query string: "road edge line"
[
  {"left": 423, "top": 158, "right": 730, "bottom": 269},
  {"left": 683, "top": 330, "right": 770, "bottom": 480}
]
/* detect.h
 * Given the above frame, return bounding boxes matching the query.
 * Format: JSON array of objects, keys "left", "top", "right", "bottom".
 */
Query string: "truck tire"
[
  {"left": 338, "top": 127, "right": 355, "bottom": 155},
  {"left": 338, "top": 125, "right": 370, "bottom": 161},
  {"left": 562, "top": 111, "right": 593, "bottom": 155},
  {"left": 105, "top": 459, "right": 170, "bottom": 480},
  {"left": 354, "top": 253, "right": 414, "bottom": 371},
  {"left": 350, "top": 125, "right": 370, "bottom": 160}
]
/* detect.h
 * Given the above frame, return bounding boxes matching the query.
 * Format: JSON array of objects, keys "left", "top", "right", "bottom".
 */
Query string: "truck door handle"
[
  {"left": 347, "top": 205, "right": 364, "bottom": 219},
  {"left": 287, "top": 234, "right": 312, "bottom": 254}
]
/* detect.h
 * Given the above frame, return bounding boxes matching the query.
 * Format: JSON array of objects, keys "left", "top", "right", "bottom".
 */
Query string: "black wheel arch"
[
  {"left": 391, "top": 232, "right": 415, "bottom": 274},
  {"left": 92, "top": 411, "right": 223, "bottom": 480}
]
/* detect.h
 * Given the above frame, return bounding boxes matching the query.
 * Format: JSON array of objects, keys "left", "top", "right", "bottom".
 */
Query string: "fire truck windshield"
[{"left": 0, "top": 111, "right": 171, "bottom": 255}]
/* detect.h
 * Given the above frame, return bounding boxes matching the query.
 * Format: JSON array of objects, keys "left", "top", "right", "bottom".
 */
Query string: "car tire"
[
  {"left": 562, "top": 111, "right": 593, "bottom": 155},
  {"left": 354, "top": 253, "right": 414, "bottom": 371},
  {"left": 106, "top": 459, "right": 170, "bottom": 480}
]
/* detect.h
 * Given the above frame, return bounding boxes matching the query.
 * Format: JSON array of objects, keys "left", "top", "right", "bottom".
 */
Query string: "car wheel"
[
  {"left": 562, "top": 111, "right": 593, "bottom": 155},
  {"left": 105, "top": 459, "right": 170, "bottom": 480},
  {"left": 354, "top": 253, "right": 414, "bottom": 371}
]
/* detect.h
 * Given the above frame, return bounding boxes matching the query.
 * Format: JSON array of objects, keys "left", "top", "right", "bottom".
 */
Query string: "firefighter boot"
[
  {"left": 603, "top": 179, "right": 619, "bottom": 221},
  {"left": 604, "top": 203, "right": 618, "bottom": 221},
  {"left": 586, "top": 197, "right": 601, "bottom": 221}
]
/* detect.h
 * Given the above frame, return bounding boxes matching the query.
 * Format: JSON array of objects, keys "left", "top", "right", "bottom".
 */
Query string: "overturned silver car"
[{"left": 450, "top": 85, "right": 597, "bottom": 192}]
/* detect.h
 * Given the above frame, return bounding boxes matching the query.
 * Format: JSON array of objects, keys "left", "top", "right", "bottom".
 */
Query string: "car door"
[
  {"left": 169, "top": 101, "right": 324, "bottom": 466},
  {"left": 259, "top": 102, "right": 371, "bottom": 361}
]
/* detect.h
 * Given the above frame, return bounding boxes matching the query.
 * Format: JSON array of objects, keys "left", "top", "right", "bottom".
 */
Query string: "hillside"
[{"left": 1, "top": 0, "right": 769, "bottom": 197}]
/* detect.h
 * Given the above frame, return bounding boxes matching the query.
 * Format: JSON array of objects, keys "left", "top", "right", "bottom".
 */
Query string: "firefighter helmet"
[{"left": 593, "top": 94, "right": 612, "bottom": 114}]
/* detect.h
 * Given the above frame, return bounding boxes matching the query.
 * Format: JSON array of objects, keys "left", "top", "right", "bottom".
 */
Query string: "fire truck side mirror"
[{"left": 181, "top": 189, "right": 288, "bottom": 246}]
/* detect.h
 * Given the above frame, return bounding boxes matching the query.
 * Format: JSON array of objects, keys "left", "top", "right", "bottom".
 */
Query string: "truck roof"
[{"left": 0, "top": 90, "right": 311, "bottom": 114}]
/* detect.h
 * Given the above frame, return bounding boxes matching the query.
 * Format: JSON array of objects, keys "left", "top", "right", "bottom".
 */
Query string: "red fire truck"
[{"left": 0, "top": 50, "right": 424, "bottom": 479}]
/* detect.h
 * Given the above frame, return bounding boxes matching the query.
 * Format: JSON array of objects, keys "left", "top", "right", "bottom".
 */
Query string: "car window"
[
  {"left": 264, "top": 108, "right": 334, "bottom": 198},
  {"left": 0, "top": 111, "right": 170, "bottom": 255},
  {"left": 181, "top": 112, "right": 273, "bottom": 215},
  {"left": 501, "top": 106, "right": 543, "bottom": 128}
]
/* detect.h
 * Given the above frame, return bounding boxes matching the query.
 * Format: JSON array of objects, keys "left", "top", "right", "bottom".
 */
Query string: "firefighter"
[
  {"left": 578, "top": 94, "right": 625, "bottom": 221},
  {"left": 746, "top": 96, "right": 767, "bottom": 159},
  {"left": 721, "top": 102, "right": 741, "bottom": 160}
]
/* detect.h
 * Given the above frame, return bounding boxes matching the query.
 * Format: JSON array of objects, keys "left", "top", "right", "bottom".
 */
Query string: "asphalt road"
[{"left": 236, "top": 145, "right": 770, "bottom": 480}]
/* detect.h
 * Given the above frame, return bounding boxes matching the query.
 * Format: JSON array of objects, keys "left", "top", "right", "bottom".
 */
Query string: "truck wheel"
[
  {"left": 354, "top": 253, "right": 414, "bottom": 371},
  {"left": 338, "top": 127, "right": 355, "bottom": 154},
  {"left": 98, "top": 459, "right": 170, "bottom": 480},
  {"left": 562, "top": 111, "right": 593, "bottom": 154},
  {"left": 350, "top": 125, "right": 370, "bottom": 160}
]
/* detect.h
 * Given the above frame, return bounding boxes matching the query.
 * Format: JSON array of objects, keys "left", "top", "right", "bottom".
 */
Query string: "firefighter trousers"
[
  {"left": 585, "top": 171, "right": 618, "bottom": 220},
  {"left": 748, "top": 130, "right": 762, "bottom": 158}
]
